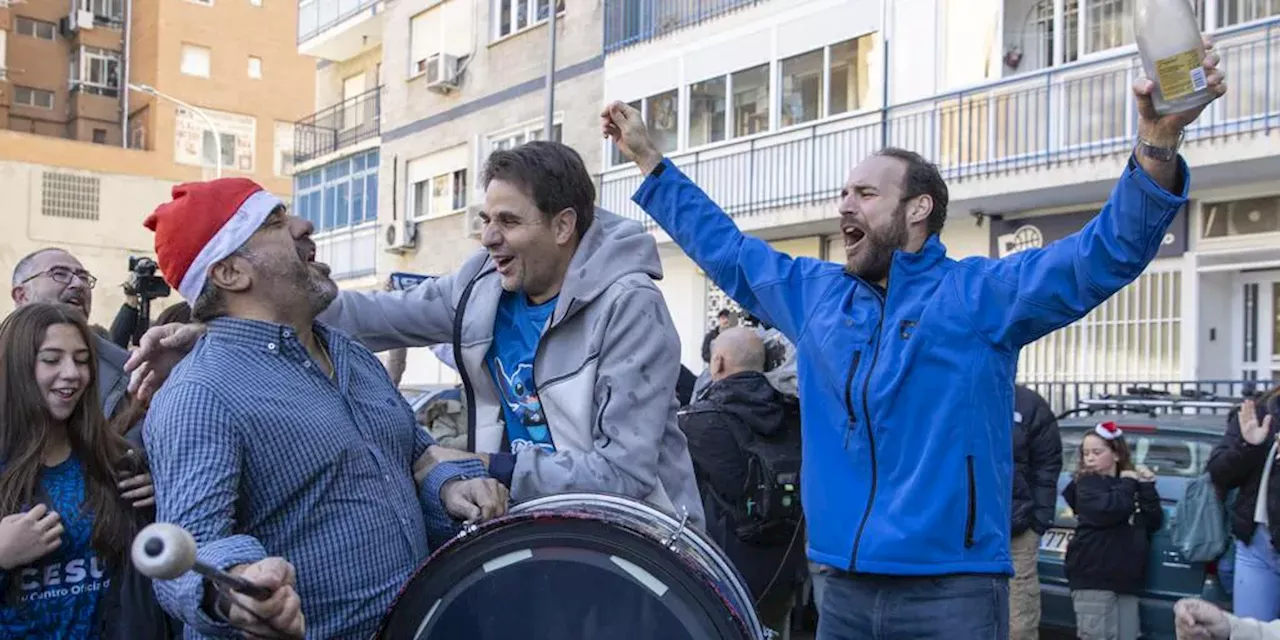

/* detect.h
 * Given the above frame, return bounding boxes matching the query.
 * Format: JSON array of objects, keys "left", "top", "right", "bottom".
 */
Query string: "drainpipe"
[
  {"left": 120, "top": 0, "right": 132, "bottom": 147},
  {"left": 878, "top": 0, "right": 891, "bottom": 148}
]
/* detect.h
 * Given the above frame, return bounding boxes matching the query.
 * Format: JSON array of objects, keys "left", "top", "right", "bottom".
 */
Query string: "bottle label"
[{"left": 1154, "top": 49, "right": 1208, "bottom": 101}]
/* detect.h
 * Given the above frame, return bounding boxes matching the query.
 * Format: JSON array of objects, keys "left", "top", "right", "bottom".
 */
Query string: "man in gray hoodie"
[{"left": 128, "top": 141, "right": 705, "bottom": 530}]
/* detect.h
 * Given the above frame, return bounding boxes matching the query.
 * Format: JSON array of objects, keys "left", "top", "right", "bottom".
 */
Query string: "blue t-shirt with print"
[
  {"left": 487, "top": 291, "right": 559, "bottom": 456},
  {"left": 0, "top": 455, "right": 110, "bottom": 639}
]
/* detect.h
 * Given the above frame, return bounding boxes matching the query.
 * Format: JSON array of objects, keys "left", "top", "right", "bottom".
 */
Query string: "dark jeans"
[{"left": 813, "top": 566, "right": 1009, "bottom": 640}]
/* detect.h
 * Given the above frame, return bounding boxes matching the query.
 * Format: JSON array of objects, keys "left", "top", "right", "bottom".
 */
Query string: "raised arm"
[
  {"left": 143, "top": 381, "right": 265, "bottom": 637},
  {"left": 603, "top": 102, "right": 842, "bottom": 341},
  {"left": 961, "top": 41, "right": 1224, "bottom": 348}
]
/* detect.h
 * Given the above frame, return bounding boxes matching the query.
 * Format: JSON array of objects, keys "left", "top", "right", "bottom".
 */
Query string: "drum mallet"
[{"left": 131, "top": 522, "right": 273, "bottom": 601}]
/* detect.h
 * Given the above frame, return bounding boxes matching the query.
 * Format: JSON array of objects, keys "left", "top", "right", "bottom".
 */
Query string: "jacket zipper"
[
  {"left": 849, "top": 280, "right": 885, "bottom": 571},
  {"left": 456, "top": 268, "right": 493, "bottom": 453},
  {"left": 965, "top": 455, "right": 977, "bottom": 548},
  {"left": 842, "top": 352, "right": 862, "bottom": 448}
]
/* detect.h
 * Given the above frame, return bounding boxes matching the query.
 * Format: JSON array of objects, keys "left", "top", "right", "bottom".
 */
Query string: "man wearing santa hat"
[
  {"left": 130, "top": 141, "right": 705, "bottom": 533},
  {"left": 139, "top": 178, "right": 509, "bottom": 639}
]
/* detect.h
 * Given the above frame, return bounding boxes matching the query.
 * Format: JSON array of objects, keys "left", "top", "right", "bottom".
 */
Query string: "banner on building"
[
  {"left": 987, "top": 206, "right": 1188, "bottom": 260},
  {"left": 173, "top": 107, "right": 257, "bottom": 172}
]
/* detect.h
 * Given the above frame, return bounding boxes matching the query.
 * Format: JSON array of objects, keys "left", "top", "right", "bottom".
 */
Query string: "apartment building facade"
[
  {"left": 598, "top": 0, "right": 1280, "bottom": 399},
  {"left": 0, "top": 0, "right": 313, "bottom": 327},
  {"left": 292, "top": 0, "right": 599, "bottom": 386}
]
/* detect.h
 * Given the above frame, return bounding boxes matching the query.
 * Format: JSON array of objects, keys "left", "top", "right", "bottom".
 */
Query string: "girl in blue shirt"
[{"left": 0, "top": 303, "right": 173, "bottom": 638}]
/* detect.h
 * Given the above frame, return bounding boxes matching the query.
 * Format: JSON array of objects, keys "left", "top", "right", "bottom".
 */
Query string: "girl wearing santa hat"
[{"left": 1062, "top": 421, "right": 1163, "bottom": 640}]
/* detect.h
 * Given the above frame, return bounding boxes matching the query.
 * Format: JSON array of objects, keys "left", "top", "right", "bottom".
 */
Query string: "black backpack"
[{"left": 722, "top": 399, "right": 803, "bottom": 544}]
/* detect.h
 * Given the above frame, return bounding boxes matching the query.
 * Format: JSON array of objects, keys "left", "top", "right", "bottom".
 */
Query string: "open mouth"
[
  {"left": 51, "top": 387, "right": 79, "bottom": 400},
  {"left": 300, "top": 245, "right": 331, "bottom": 275},
  {"left": 61, "top": 294, "right": 86, "bottom": 309},
  {"left": 842, "top": 224, "right": 867, "bottom": 252},
  {"left": 493, "top": 255, "right": 516, "bottom": 273}
]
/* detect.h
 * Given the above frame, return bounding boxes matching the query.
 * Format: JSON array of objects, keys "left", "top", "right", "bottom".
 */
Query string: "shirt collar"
[{"left": 206, "top": 317, "right": 339, "bottom": 354}]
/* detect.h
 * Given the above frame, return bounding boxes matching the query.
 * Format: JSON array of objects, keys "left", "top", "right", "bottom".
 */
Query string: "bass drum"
[{"left": 377, "top": 493, "right": 770, "bottom": 640}]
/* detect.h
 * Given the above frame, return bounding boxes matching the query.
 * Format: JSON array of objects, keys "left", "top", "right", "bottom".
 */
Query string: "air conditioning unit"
[
  {"left": 424, "top": 53, "right": 460, "bottom": 94},
  {"left": 463, "top": 204, "right": 483, "bottom": 239},
  {"left": 384, "top": 220, "right": 417, "bottom": 253},
  {"left": 74, "top": 9, "right": 95, "bottom": 30}
]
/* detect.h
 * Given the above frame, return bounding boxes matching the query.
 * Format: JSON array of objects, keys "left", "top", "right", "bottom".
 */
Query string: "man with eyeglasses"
[{"left": 11, "top": 248, "right": 130, "bottom": 419}]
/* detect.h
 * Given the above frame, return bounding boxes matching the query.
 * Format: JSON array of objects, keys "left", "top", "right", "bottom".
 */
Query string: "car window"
[{"left": 1061, "top": 429, "right": 1215, "bottom": 478}]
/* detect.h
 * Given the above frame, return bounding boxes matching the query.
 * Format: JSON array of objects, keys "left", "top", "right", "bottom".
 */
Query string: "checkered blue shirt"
[{"left": 143, "top": 317, "right": 485, "bottom": 639}]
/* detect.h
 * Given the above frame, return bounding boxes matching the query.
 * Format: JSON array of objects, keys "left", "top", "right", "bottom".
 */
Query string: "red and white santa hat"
[
  {"left": 143, "top": 178, "right": 282, "bottom": 303},
  {"left": 1094, "top": 421, "right": 1123, "bottom": 440}
]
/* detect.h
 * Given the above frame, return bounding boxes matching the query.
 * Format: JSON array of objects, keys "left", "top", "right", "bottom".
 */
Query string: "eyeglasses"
[{"left": 22, "top": 267, "right": 97, "bottom": 289}]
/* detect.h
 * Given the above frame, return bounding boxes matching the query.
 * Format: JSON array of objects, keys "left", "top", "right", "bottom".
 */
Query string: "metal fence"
[
  {"left": 1022, "top": 379, "right": 1264, "bottom": 418},
  {"left": 293, "top": 87, "right": 382, "bottom": 166},
  {"left": 604, "top": 0, "right": 760, "bottom": 52},
  {"left": 297, "top": 0, "right": 378, "bottom": 44},
  {"left": 599, "top": 17, "right": 1280, "bottom": 227}
]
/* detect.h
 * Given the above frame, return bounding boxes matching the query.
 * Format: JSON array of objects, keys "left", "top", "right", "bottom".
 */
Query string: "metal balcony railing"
[
  {"left": 604, "top": 0, "right": 761, "bottom": 52},
  {"left": 599, "top": 17, "right": 1280, "bottom": 227},
  {"left": 293, "top": 87, "right": 381, "bottom": 166},
  {"left": 297, "top": 0, "right": 378, "bottom": 44}
]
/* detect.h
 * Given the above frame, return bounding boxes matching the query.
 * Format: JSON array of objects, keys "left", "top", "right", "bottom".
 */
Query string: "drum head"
[{"left": 379, "top": 515, "right": 754, "bottom": 640}]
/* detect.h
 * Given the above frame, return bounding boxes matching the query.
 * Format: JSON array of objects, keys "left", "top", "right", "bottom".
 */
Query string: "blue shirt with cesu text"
[
  {"left": 0, "top": 456, "right": 110, "bottom": 638},
  {"left": 486, "top": 292, "right": 559, "bottom": 467}
]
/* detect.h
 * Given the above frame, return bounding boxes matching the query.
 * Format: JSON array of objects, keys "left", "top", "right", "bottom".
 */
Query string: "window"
[
  {"left": 92, "top": 129, "right": 107, "bottom": 144},
  {"left": 1085, "top": 0, "right": 1132, "bottom": 55},
  {"left": 732, "top": 65, "right": 770, "bottom": 138},
  {"left": 181, "top": 44, "right": 211, "bottom": 77},
  {"left": 494, "top": 0, "right": 564, "bottom": 39},
  {"left": 250, "top": 0, "right": 262, "bottom": 6},
  {"left": 13, "top": 86, "right": 55, "bottom": 109},
  {"left": 688, "top": 77, "right": 726, "bottom": 148},
  {"left": 41, "top": 173, "right": 100, "bottom": 220},
  {"left": 779, "top": 50, "right": 822, "bottom": 127},
  {"left": 15, "top": 18, "right": 57, "bottom": 40},
  {"left": 645, "top": 90, "right": 679, "bottom": 155},
  {"left": 411, "top": 170, "right": 468, "bottom": 221},
  {"left": 81, "top": 0, "right": 125, "bottom": 23},
  {"left": 202, "top": 131, "right": 237, "bottom": 168},
  {"left": 293, "top": 150, "right": 380, "bottom": 233},
  {"left": 489, "top": 122, "right": 561, "bottom": 152},
  {"left": 248, "top": 56, "right": 262, "bottom": 79},
  {"left": 829, "top": 36, "right": 874, "bottom": 116},
  {"left": 410, "top": 1, "right": 472, "bottom": 78},
  {"left": 70, "top": 47, "right": 122, "bottom": 97}
]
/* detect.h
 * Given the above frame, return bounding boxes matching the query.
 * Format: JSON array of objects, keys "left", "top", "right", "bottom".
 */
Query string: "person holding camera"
[{"left": 107, "top": 257, "right": 173, "bottom": 351}]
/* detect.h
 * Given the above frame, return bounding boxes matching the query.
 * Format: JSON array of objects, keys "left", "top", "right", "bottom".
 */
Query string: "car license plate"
[{"left": 1040, "top": 528, "right": 1074, "bottom": 554}]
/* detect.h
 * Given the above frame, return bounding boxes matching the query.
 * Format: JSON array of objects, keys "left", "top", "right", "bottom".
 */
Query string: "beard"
[
  {"left": 844, "top": 204, "right": 909, "bottom": 283},
  {"left": 244, "top": 247, "right": 339, "bottom": 318}
]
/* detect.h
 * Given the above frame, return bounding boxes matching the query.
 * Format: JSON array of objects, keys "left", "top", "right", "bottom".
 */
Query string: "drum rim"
[
  {"left": 378, "top": 511, "right": 757, "bottom": 640},
  {"left": 509, "top": 492, "right": 766, "bottom": 639}
]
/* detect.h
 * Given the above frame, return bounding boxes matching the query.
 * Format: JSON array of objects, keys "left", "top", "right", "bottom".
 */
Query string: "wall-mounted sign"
[{"left": 988, "top": 206, "right": 1188, "bottom": 260}]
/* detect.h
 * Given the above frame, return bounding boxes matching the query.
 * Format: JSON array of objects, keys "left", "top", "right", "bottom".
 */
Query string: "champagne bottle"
[{"left": 1134, "top": 0, "right": 1214, "bottom": 115}]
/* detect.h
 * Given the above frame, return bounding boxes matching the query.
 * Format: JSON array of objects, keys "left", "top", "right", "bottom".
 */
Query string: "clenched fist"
[{"left": 600, "top": 101, "right": 664, "bottom": 175}]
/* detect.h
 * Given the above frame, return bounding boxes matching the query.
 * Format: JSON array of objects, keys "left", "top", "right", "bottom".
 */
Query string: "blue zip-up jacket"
[{"left": 632, "top": 155, "right": 1188, "bottom": 576}]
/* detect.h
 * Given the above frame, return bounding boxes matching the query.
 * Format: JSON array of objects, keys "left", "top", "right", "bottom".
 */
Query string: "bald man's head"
[{"left": 710, "top": 326, "right": 766, "bottom": 382}]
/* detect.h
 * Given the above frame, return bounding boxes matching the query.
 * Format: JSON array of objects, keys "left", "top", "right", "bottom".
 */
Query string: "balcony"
[
  {"left": 600, "top": 17, "right": 1280, "bottom": 227},
  {"left": 297, "top": 0, "right": 383, "bottom": 61},
  {"left": 604, "top": 0, "right": 761, "bottom": 52},
  {"left": 293, "top": 86, "right": 381, "bottom": 166}
]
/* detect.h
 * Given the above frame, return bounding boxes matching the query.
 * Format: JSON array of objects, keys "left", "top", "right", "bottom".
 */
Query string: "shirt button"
[
  {"left": 303, "top": 361, "right": 312, "bottom": 368},
  {"left": 283, "top": 329, "right": 293, "bottom": 338},
  {"left": 267, "top": 342, "right": 277, "bottom": 351}
]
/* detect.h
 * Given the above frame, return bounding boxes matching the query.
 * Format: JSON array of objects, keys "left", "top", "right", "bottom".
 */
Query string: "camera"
[{"left": 128, "top": 256, "right": 171, "bottom": 300}]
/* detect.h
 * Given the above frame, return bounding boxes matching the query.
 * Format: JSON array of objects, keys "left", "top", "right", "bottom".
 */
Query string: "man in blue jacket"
[{"left": 601, "top": 40, "right": 1225, "bottom": 638}]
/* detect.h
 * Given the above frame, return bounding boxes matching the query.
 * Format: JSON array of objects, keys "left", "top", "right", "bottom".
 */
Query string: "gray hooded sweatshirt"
[{"left": 318, "top": 209, "right": 705, "bottom": 529}]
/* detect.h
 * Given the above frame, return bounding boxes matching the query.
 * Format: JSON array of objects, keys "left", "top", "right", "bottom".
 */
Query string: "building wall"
[
  {"left": 0, "top": 156, "right": 181, "bottom": 326},
  {"left": 315, "top": 46, "right": 381, "bottom": 110}
]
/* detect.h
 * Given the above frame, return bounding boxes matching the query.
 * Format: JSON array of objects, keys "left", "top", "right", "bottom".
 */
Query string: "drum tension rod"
[{"left": 662, "top": 507, "right": 691, "bottom": 551}]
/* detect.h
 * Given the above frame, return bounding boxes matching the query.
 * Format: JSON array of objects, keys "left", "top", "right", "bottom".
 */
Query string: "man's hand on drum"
[
  {"left": 220, "top": 558, "right": 305, "bottom": 639},
  {"left": 441, "top": 477, "right": 508, "bottom": 523}
]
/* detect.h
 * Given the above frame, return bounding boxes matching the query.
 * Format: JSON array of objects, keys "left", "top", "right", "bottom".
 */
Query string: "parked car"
[{"left": 1038, "top": 396, "right": 1233, "bottom": 638}]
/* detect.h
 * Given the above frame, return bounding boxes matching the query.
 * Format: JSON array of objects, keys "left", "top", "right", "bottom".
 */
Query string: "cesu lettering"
[{"left": 20, "top": 556, "right": 105, "bottom": 591}]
